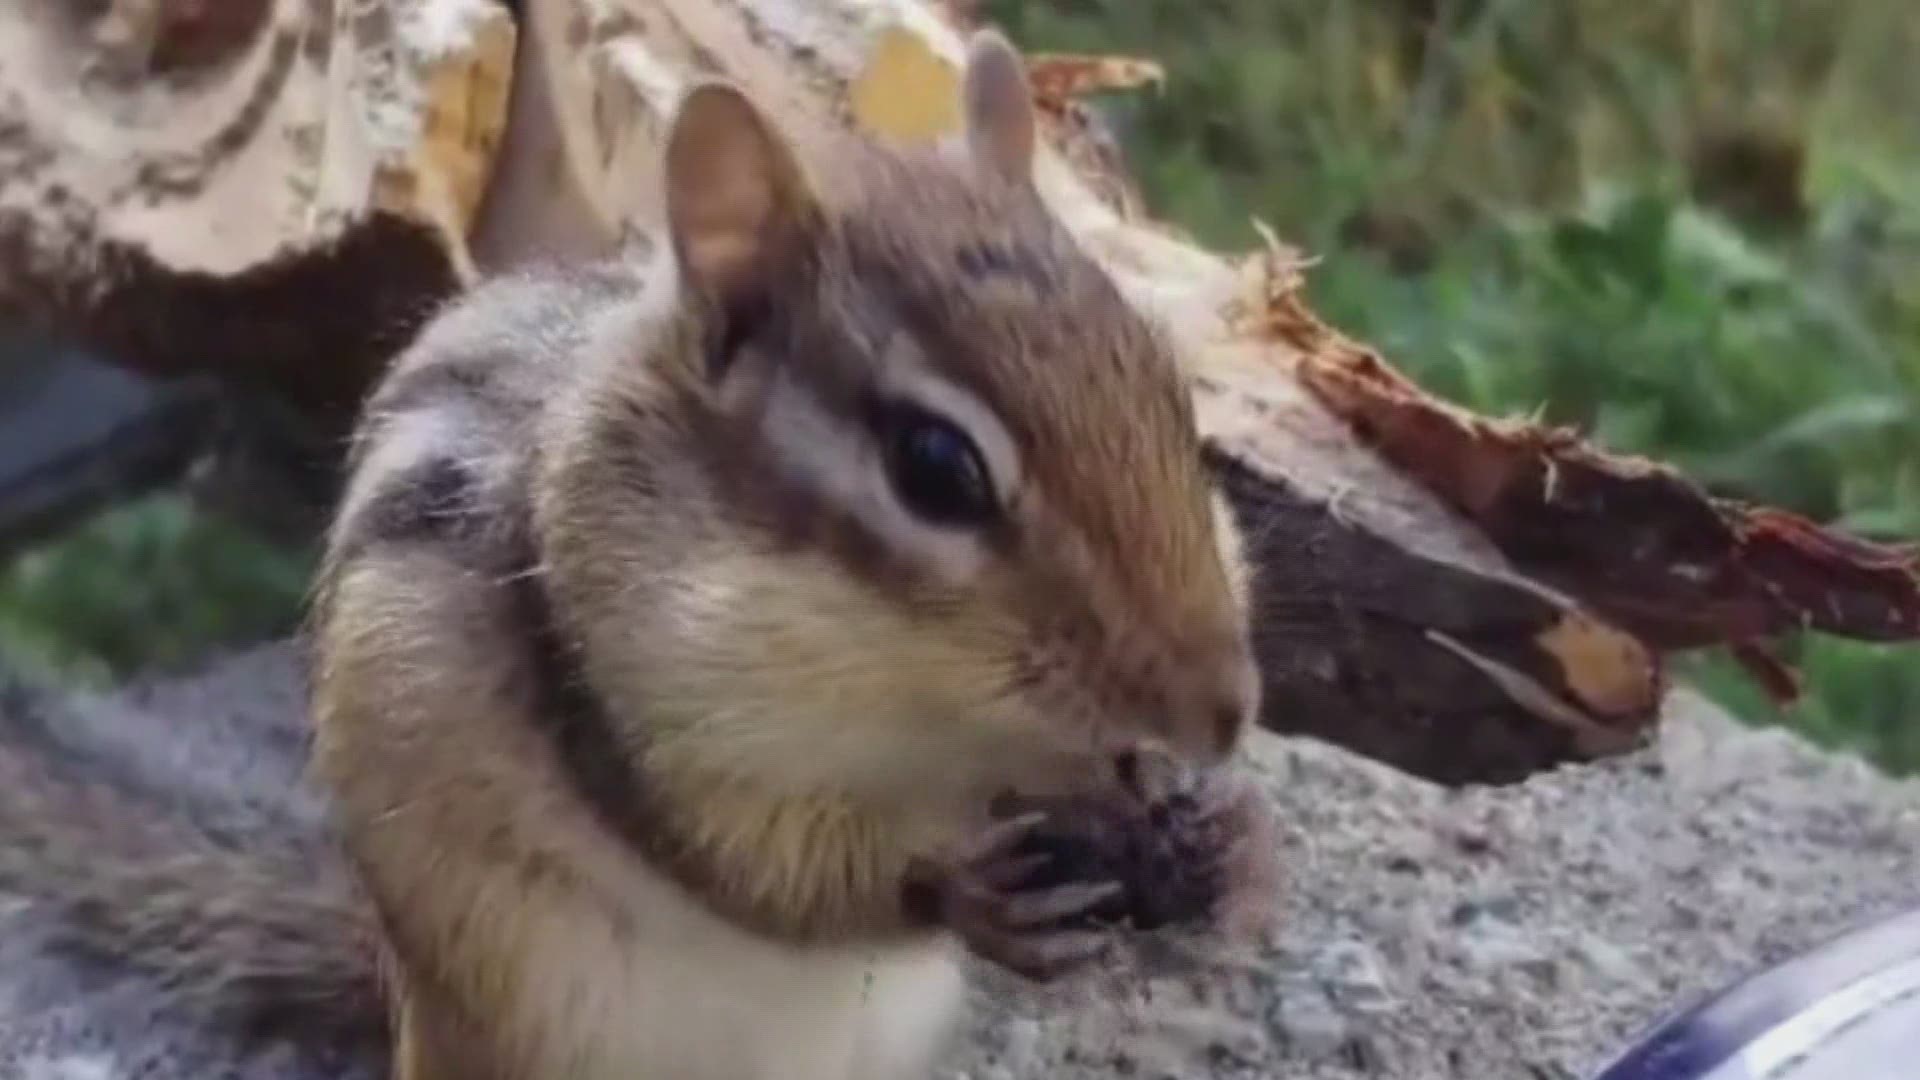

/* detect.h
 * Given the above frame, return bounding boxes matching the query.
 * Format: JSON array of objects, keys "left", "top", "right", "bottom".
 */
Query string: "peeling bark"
[{"left": 1280, "top": 296, "right": 1920, "bottom": 702}]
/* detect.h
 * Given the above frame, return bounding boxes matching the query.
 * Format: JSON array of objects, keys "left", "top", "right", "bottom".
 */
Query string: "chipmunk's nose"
[{"left": 1171, "top": 647, "right": 1260, "bottom": 765}]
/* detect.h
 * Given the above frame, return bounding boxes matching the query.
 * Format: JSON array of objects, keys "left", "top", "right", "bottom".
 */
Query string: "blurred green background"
[
  {"left": 989, "top": 0, "right": 1920, "bottom": 771},
  {"left": 1, "top": 0, "right": 1915, "bottom": 769}
]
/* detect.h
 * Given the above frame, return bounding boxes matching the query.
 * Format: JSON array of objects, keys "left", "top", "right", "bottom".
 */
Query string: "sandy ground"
[{"left": 3, "top": 644, "right": 1918, "bottom": 1079}]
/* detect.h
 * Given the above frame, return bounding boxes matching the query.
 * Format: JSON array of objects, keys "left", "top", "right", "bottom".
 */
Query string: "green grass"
[
  {"left": 0, "top": 491, "right": 314, "bottom": 685},
  {"left": 992, "top": 0, "right": 1920, "bottom": 771}
]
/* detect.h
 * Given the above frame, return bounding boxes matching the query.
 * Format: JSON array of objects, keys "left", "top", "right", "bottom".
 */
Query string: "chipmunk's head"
[{"left": 548, "top": 31, "right": 1255, "bottom": 807}]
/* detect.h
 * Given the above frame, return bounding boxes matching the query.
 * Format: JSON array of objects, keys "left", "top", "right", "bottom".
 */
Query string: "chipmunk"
[{"left": 317, "top": 27, "right": 1270, "bottom": 1080}]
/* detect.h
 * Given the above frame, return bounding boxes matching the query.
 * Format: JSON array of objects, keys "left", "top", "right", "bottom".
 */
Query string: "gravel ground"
[
  {"left": 945, "top": 691, "right": 1920, "bottom": 1080},
  {"left": 3, "top": 645, "right": 1918, "bottom": 1079}
]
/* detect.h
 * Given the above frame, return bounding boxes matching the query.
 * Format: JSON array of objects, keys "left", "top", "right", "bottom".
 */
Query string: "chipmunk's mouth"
[
  {"left": 1000, "top": 729, "right": 1217, "bottom": 811},
  {"left": 1111, "top": 744, "right": 1214, "bottom": 807}
]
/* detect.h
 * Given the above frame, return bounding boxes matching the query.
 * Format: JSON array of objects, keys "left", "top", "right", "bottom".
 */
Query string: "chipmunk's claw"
[
  {"left": 975, "top": 747, "right": 1285, "bottom": 939},
  {"left": 903, "top": 813, "right": 1122, "bottom": 982}
]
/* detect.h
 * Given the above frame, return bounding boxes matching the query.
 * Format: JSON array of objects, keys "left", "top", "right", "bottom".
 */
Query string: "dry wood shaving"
[
  {"left": 1025, "top": 53, "right": 1165, "bottom": 109},
  {"left": 1229, "top": 241, "right": 1920, "bottom": 702}
]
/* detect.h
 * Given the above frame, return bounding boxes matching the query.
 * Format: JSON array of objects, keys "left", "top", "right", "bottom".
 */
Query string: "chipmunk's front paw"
[
  {"left": 901, "top": 813, "right": 1121, "bottom": 982},
  {"left": 979, "top": 748, "right": 1283, "bottom": 941}
]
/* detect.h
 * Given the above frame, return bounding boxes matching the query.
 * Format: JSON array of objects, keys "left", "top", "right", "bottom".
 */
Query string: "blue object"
[{"left": 1592, "top": 905, "right": 1920, "bottom": 1080}]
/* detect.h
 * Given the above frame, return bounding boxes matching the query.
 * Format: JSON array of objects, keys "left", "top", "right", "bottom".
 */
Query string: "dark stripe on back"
[
  {"left": 510, "top": 575, "right": 654, "bottom": 859},
  {"left": 352, "top": 456, "right": 481, "bottom": 548}
]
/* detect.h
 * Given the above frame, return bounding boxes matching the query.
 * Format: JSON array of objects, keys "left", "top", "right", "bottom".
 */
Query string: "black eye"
[{"left": 880, "top": 403, "right": 997, "bottom": 527}]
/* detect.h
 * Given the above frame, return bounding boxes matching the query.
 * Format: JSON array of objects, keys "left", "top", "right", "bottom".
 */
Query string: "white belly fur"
[{"left": 561, "top": 866, "right": 969, "bottom": 1080}]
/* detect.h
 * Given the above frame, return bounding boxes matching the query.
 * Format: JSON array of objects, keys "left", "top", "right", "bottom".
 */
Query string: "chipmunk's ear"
[
  {"left": 665, "top": 81, "right": 818, "bottom": 317},
  {"left": 962, "top": 29, "right": 1036, "bottom": 183}
]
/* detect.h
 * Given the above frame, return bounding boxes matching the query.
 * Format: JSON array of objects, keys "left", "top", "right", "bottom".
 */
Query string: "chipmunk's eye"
[{"left": 880, "top": 403, "right": 996, "bottom": 527}]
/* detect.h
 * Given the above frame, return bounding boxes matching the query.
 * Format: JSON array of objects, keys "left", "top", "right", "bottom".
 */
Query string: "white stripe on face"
[
  {"left": 755, "top": 361, "right": 1005, "bottom": 589},
  {"left": 872, "top": 338, "right": 1024, "bottom": 508}
]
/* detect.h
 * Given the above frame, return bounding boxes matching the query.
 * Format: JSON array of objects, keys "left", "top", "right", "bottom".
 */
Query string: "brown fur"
[{"left": 308, "top": 30, "right": 1259, "bottom": 1080}]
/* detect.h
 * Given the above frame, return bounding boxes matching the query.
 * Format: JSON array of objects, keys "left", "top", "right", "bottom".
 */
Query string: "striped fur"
[{"left": 308, "top": 31, "right": 1256, "bottom": 1080}]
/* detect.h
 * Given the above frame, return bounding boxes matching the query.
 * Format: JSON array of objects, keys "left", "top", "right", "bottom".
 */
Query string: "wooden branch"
[{"left": 2, "top": 0, "right": 1912, "bottom": 785}]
